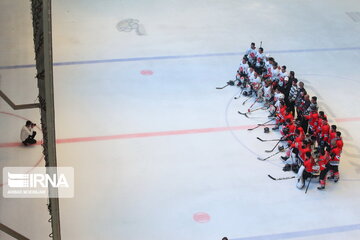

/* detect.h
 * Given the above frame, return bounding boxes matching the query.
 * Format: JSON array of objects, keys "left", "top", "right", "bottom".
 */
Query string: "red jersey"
[
  {"left": 276, "top": 106, "right": 287, "bottom": 123},
  {"left": 330, "top": 147, "right": 341, "bottom": 165},
  {"left": 291, "top": 138, "right": 303, "bottom": 149},
  {"left": 319, "top": 123, "right": 330, "bottom": 141},
  {"left": 305, "top": 112, "right": 319, "bottom": 130},
  {"left": 283, "top": 113, "right": 294, "bottom": 123},
  {"left": 287, "top": 123, "right": 297, "bottom": 134},
  {"left": 317, "top": 154, "right": 329, "bottom": 171},
  {"left": 336, "top": 138, "right": 344, "bottom": 150},
  {"left": 299, "top": 146, "right": 311, "bottom": 161},
  {"left": 297, "top": 127, "right": 305, "bottom": 138},
  {"left": 304, "top": 157, "right": 320, "bottom": 173},
  {"left": 329, "top": 130, "right": 337, "bottom": 144}
]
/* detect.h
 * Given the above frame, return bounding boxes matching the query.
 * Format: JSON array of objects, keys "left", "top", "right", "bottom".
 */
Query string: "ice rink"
[{"left": 1, "top": 0, "right": 360, "bottom": 239}]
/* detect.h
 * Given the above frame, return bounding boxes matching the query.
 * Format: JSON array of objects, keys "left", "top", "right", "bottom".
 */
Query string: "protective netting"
[{"left": 30, "top": 0, "right": 60, "bottom": 239}]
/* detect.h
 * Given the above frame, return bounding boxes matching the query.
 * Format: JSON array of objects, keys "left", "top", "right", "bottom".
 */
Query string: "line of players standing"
[{"left": 236, "top": 42, "right": 344, "bottom": 190}]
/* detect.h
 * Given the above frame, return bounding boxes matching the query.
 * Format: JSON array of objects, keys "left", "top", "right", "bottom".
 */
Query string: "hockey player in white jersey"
[
  {"left": 255, "top": 47, "right": 265, "bottom": 74},
  {"left": 262, "top": 80, "right": 273, "bottom": 107},
  {"left": 244, "top": 42, "right": 257, "bottom": 67},
  {"left": 270, "top": 62, "right": 280, "bottom": 83},
  {"left": 278, "top": 65, "right": 288, "bottom": 88},
  {"left": 237, "top": 57, "right": 249, "bottom": 76},
  {"left": 243, "top": 67, "right": 256, "bottom": 95}
]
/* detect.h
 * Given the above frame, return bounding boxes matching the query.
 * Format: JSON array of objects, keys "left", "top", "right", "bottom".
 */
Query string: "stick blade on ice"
[{"left": 268, "top": 175, "right": 276, "bottom": 180}]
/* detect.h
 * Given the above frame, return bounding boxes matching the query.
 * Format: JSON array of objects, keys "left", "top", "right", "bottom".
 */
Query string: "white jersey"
[
  {"left": 245, "top": 48, "right": 257, "bottom": 63},
  {"left": 278, "top": 71, "right": 288, "bottom": 87},
  {"left": 274, "top": 92, "right": 284, "bottom": 108},
  {"left": 247, "top": 68, "right": 255, "bottom": 79},
  {"left": 251, "top": 77, "right": 262, "bottom": 91},
  {"left": 263, "top": 85, "right": 273, "bottom": 100},
  {"left": 250, "top": 76, "right": 261, "bottom": 85},
  {"left": 264, "top": 60, "right": 272, "bottom": 70},
  {"left": 279, "top": 71, "right": 288, "bottom": 81},
  {"left": 255, "top": 52, "right": 265, "bottom": 67},
  {"left": 271, "top": 68, "right": 280, "bottom": 81},
  {"left": 238, "top": 62, "right": 249, "bottom": 73}
]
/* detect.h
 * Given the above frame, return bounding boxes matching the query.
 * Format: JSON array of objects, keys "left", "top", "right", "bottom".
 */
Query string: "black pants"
[
  {"left": 23, "top": 131, "right": 37, "bottom": 145},
  {"left": 300, "top": 118, "right": 309, "bottom": 134},
  {"left": 302, "top": 170, "right": 313, "bottom": 181},
  {"left": 319, "top": 163, "right": 338, "bottom": 180},
  {"left": 287, "top": 101, "right": 296, "bottom": 116}
]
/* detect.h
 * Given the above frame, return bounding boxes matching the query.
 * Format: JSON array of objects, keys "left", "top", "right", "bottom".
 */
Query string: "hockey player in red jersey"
[
  {"left": 328, "top": 146, "right": 342, "bottom": 182},
  {"left": 317, "top": 147, "right": 331, "bottom": 190},
  {"left": 328, "top": 125, "right": 337, "bottom": 145},
  {"left": 333, "top": 131, "right": 344, "bottom": 151},
  {"left": 304, "top": 106, "right": 319, "bottom": 135},
  {"left": 317, "top": 118, "right": 330, "bottom": 147},
  {"left": 296, "top": 152, "right": 320, "bottom": 189},
  {"left": 298, "top": 139, "right": 312, "bottom": 162}
]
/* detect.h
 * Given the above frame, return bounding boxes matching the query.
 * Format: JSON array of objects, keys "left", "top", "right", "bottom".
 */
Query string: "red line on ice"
[{"left": 0, "top": 116, "right": 359, "bottom": 148}]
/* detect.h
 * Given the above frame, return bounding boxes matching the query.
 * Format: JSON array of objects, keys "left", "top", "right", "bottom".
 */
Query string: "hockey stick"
[
  {"left": 247, "top": 119, "right": 274, "bottom": 131},
  {"left": 234, "top": 88, "right": 244, "bottom": 99},
  {"left": 242, "top": 95, "right": 252, "bottom": 105},
  {"left": 257, "top": 137, "right": 281, "bottom": 142},
  {"left": 257, "top": 147, "right": 289, "bottom": 161},
  {"left": 265, "top": 139, "right": 283, "bottom": 152},
  {"left": 248, "top": 106, "right": 268, "bottom": 113},
  {"left": 247, "top": 97, "right": 259, "bottom": 111},
  {"left": 305, "top": 175, "right": 313, "bottom": 194},
  {"left": 268, "top": 175, "right": 295, "bottom": 181},
  {"left": 216, "top": 84, "right": 229, "bottom": 90},
  {"left": 237, "top": 111, "right": 248, "bottom": 118}
]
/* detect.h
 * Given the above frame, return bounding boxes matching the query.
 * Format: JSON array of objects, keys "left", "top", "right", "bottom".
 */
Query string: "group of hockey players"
[{"left": 234, "top": 42, "right": 344, "bottom": 190}]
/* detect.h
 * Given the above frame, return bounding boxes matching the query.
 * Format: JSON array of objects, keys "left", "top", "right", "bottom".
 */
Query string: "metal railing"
[{"left": 0, "top": 223, "right": 30, "bottom": 240}]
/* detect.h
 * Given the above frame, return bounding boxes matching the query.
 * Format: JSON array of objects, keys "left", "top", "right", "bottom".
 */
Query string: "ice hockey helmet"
[{"left": 264, "top": 127, "right": 270, "bottom": 133}]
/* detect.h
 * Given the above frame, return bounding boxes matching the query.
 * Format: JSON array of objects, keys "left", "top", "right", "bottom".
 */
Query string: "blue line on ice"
[{"left": 1, "top": 46, "right": 360, "bottom": 70}]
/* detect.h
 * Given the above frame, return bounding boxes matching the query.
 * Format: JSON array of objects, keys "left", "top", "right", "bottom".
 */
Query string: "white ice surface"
[{"left": 1, "top": 0, "right": 360, "bottom": 239}]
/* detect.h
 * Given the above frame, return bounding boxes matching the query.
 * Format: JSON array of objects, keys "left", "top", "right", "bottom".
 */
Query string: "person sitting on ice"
[
  {"left": 268, "top": 88, "right": 285, "bottom": 118},
  {"left": 20, "top": 120, "right": 37, "bottom": 146},
  {"left": 262, "top": 80, "right": 273, "bottom": 108},
  {"left": 250, "top": 72, "right": 262, "bottom": 97},
  {"left": 237, "top": 57, "right": 249, "bottom": 78},
  {"left": 281, "top": 128, "right": 305, "bottom": 172},
  {"left": 242, "top": 68, "right": 257, "bottom": 96},
  {"left": 296, "top": 151, "right": 320, "bottom": 189}
]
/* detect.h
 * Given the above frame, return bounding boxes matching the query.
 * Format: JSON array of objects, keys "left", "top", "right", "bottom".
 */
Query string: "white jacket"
[{"left": 20, "top": 126, "right": 32, "bottom": 142}]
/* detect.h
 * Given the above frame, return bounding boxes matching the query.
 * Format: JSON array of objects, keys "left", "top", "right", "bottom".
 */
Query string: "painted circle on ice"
[
  {"left": 140, "top": 70, "right": 153, "bottom": 76},
  {"left": 193, "top": 212, "right": 210, "bottom": 223}
]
